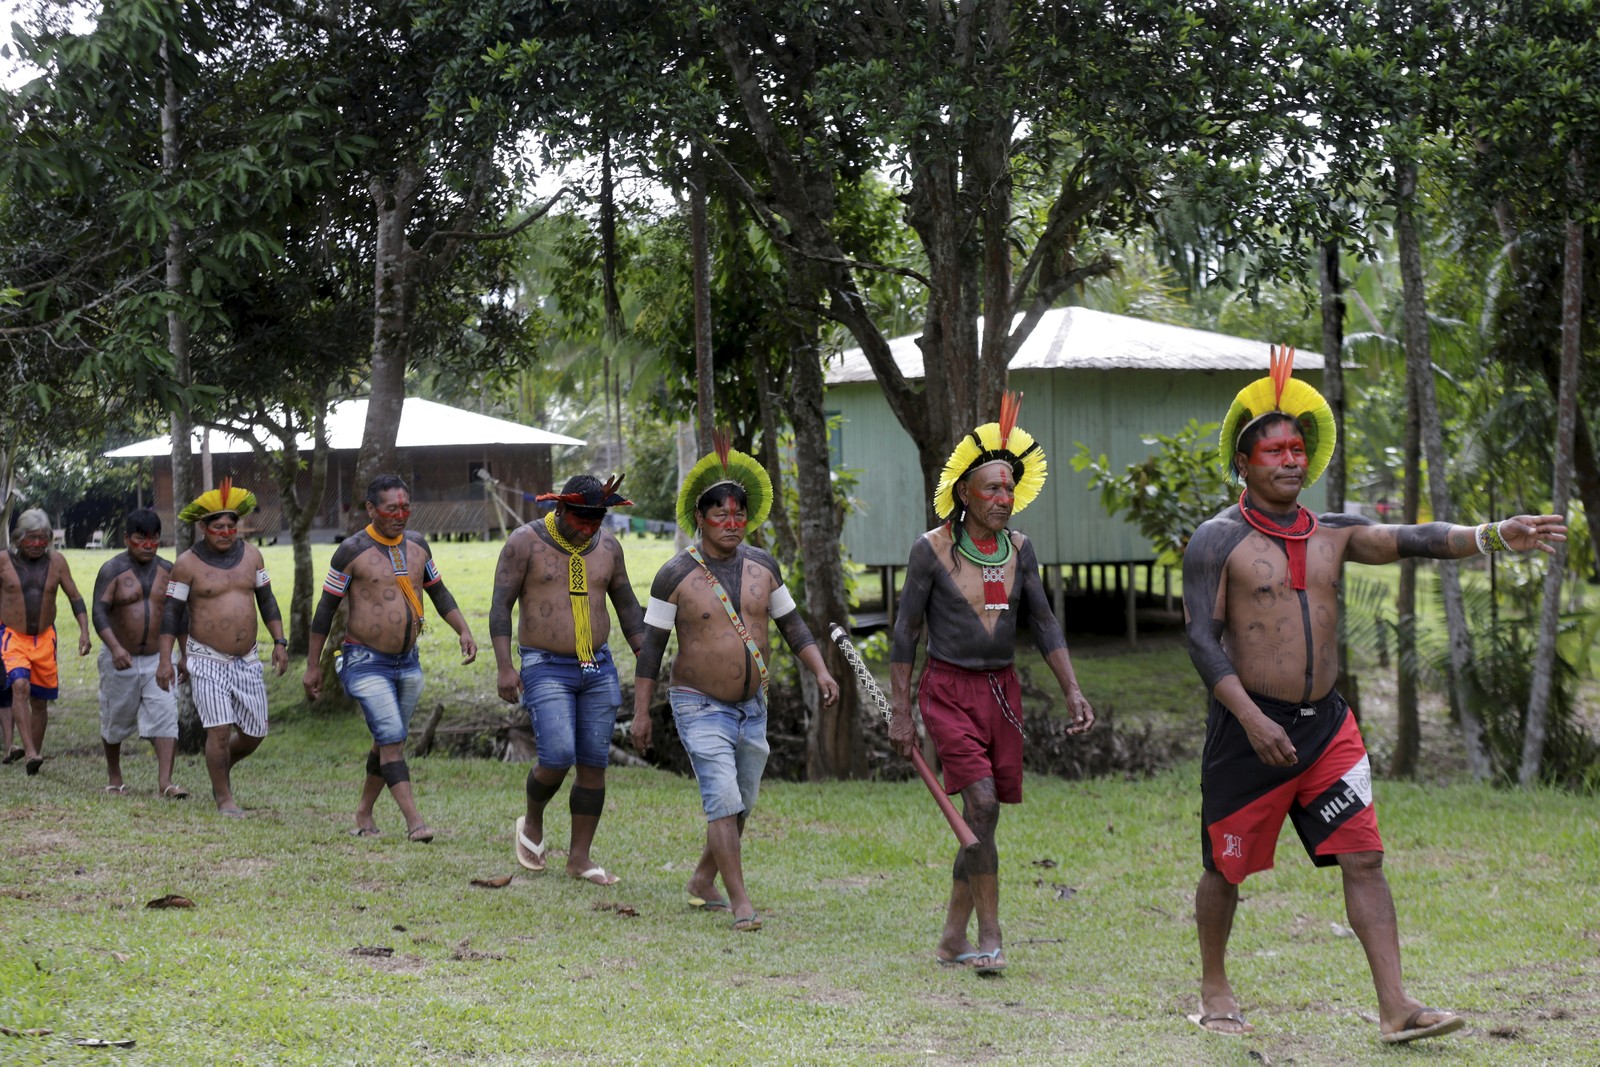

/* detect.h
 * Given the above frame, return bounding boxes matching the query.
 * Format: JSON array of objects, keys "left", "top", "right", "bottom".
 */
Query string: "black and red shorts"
[{"left": 1201, "top": 689, "right": 1382, "bottom": 884}]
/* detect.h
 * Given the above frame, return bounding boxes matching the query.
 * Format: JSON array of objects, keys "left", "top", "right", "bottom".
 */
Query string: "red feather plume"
[
  {"left": 712, "top": 428, "right": 732, "bottom": 473},
  {"left": 998, "top": 390, "right": 1023, "bottom": 450},
  {"left": 219, "top": 476, "right": 233, "bottom": 505}
]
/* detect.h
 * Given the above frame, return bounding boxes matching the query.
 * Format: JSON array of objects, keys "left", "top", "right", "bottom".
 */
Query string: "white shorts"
[
  {"left": 98, "top": 649, "right": 179, "bottom": 743},
  {"left": 185, "top": 639, "right": 270, "bottom": 737}
]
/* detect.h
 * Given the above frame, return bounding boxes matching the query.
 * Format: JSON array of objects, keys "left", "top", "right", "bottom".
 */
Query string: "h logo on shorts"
[{"left": 1221, "top": 833, "right": 1244, "bottom": 859}]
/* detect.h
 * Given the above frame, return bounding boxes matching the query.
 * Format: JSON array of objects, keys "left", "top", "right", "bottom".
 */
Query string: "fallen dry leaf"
[
  {"left": 1030, "top": 858, "right": 1058, "bottom": 869},
  {"left": 470, "top": 875, "right": 513, "bottom": 888},
  {"left": 591, "top": 901, "right": 639, "bottom": 917},
  {"left": 145, "top": 894, "right": 194, "bottom": 909},
  {"left": 110, "top": 952, "right": 131, "bottom": 963},
  {"left": 0, "top": 1026, "right": 51, "bottom": 1037},
  {"left": 1051, "top": 884, "right": 1076, "bottom": 902},
  {"left": 349, "top": 946, "right": 394, "bottom": 957},
  {"left": 451, "top": 939, "right": 506, "bottom": 961}
]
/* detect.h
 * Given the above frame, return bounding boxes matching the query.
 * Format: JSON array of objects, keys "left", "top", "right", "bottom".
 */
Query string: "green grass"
[{"left": 1, "top": 543, "right": 1595, "bottom": 1063}]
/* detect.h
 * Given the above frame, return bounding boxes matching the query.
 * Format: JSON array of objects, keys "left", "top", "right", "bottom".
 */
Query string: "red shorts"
[
  {"left": 1201, "top": 689, "right": 1382, "bottom": 884},
  {"left": 917, "top": 658, "right": 1025, "bottom": 803}
]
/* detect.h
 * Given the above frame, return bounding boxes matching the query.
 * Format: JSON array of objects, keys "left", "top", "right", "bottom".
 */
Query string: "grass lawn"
[{"left": 1, "top": 543, "right": 1596, "bottom": 1063}]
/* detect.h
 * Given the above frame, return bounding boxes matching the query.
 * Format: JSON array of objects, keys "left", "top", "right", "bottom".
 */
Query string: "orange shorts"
[{"left": 3, "top": 626, "right": 60, "bottom": 701}]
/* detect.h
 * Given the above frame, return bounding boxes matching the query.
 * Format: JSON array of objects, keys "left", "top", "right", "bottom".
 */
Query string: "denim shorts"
[
  {"left": 519, "top": 644, "right": 621, "bottom": 770},
  {"left": 337, "top": 642, "right": 424, "bottom": 746},
  {"left": 668, "top": 686, "right": 769, "bottom": 822}
]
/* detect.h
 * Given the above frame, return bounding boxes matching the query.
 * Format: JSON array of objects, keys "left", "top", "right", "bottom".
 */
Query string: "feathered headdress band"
[
  {"left": 536, "top": 473, "right": 634, "bottom": 509},
  {"left": 1218, "top": 345, "right": 1337, "bottom": 486},
  {"left": 177, "top": 477, "right": 257, "bottom": 524},
  {"left": 676, "top": 428, "right": 773, "bottom": 536},
  {"left": 934, "top": 391, "right": 1048, "bottom": 521}
]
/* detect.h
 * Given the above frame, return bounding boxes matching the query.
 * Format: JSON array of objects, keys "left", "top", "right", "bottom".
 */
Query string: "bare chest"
[
  {"left": 676, "top": 559, "right": 774, "bottom": 626},
  {"left": 529, "top": 540, "right": 615, "bottom": 591},
  {"left": 109, "top": 568, "right": 164, "bottom": 608},
  {"left": 1225, "top": 531, "right": 1343, "bottom": 613}
]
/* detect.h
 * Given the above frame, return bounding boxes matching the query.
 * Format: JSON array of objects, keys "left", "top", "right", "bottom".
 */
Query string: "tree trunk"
[
  {"left": 1319, "top": 236, "right": 1361, "bottom": 717},
  {"left": 1391, "top": 360, "right": 1422, "bottom": 778},
  {"left": 690, "top": 151, "right": 715, "bottom": 455},
  {"left": 283, "top": 393, "right": 330, "bottom": 655},
  {"left": 1395, "top": 159, "right": 1489, "bottom": 779},
  {"left": 354, "top": 166, "right": 422, "bottom": 521},
  {"left": 1520, "top": 156, "right": 1584, "bottom": 785},
  {"left": 162, "top": 38, "right": 202, "bottom": 752},
  {"left": 787, "top": 308, "right": 866, "bottom": 780}
]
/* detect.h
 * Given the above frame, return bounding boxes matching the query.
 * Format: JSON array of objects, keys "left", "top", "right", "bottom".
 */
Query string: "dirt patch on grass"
[{"left": 11, "top": 826, "right": 83, "bottom": 857}]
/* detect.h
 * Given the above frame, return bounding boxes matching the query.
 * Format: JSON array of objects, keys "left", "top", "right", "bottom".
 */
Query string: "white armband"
[
  {"left": 644, "top": 596, "right": 678, "bottom": 629},
  {"left": 255, "top": 568, "right": 271, "bottom": 588},
  {"left": 769, "top": 583, "right": 797, "bottom": 617},
  {"left": 166, "top": 581, "right": 190, "bottom": 602}
]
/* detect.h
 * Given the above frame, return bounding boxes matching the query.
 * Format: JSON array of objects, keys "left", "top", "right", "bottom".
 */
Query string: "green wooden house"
[{"left": 825, "top": 307, "right": 1325, "bottom": 636}]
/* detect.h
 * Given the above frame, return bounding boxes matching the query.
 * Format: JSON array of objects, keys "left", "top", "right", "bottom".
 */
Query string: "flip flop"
[
  {"left": 349, "top": 826, "right": 381, "bottom": 838},
  {"left": 24, "top": 757, "right": 42, "bottom": 777},
  {"left": 688, "top": 895, "right": 730, "bottom": 912},
  {"left": 1381, "top": 1007, "right": 1464, "bottom": 1044},
  {"left": 1188, "top": 1011, "right": 1255, "bottom": 1035},
  {"left": 971, "top": 950, "right": 1007, "bottom": 975},
  {"left": 104, "top": 784, "right": 130, "bottom": 795},
  {"left": 407, "top": 825, "right": 435, "bottom": 843},
  {"left": 731, "top": 913, "right": 762, "bottom": 932},
  {"left": 160, "top": 784, "right": 190, "bottom": 800},
  {"left": 936, "top": 951, "right": 983, "bottom": 968},
  {"left": 573, "top": 866, "right": 618, "bottom": 886},
  {"left": 513, "top": 816, "right": 546, "bottom": 871},
  {"left": 2, "top": 747, "right": 23, "bottom": 765}
]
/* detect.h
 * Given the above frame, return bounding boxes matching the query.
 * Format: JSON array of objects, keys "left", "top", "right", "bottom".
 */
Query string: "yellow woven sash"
[
  {"left": 544, "top": 512, "right": 598, "bottom": 670},
  {"left": 366, "top": 523, "right": 424, "bottom": 633}
]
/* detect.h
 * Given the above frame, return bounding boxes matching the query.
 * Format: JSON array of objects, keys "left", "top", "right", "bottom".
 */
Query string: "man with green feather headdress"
[
  {"left": 631, "top": 433, "right": 839, "bottom": 932},
  {"left": 1182, "top": 345, "right": 1565, "bottom": 1042}
]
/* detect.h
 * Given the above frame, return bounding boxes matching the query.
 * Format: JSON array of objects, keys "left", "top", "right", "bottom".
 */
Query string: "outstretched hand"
[{"left": 1498, "top": 514, "right": 1567, "bottom": 554}]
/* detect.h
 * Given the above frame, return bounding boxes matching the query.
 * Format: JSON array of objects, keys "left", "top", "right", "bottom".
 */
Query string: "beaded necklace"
[{"left": 953, "top": 524, "right": 1012, "bottom": 611}]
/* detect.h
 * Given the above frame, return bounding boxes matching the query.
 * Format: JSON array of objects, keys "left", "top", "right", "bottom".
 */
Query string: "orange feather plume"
[
  {"left": 1269, "top": 345, "right": 1295, "bottom": 409},
  {"left": 998, "top": 390, "right": 1023, "bottom": 450},
  {"left": 712, "top": 427, "right": 732, "bottom": 472}
]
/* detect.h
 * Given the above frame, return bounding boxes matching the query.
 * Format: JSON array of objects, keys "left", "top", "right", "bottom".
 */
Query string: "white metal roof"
[
  {"left": 825, "top": 306, "right": 1323, "bottom": 384},
  {"left": 104, "top": 397, "right": 585, "bottom": 458}
]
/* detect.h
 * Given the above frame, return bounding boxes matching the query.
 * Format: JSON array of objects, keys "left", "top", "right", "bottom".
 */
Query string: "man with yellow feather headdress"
[
  {"left": 1182, "top": 346, "right": 1565, "bottom": 1042},
  {"left": 888, "top": 392, "right": 1095, "bottom": 976},
  {"left": 157, "top": 479, "right": 288, "bottom": 816},
  {"left": 631, "top": 432, "right": 838, "bottom": 932}
]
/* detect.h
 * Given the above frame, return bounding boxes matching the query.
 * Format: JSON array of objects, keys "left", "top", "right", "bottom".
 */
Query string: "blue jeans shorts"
[
  {"left": 337, "top": 642, "right": 424, "bottom": 746},
  {"left": 519, "top": 644, "right": 621, "bottom": 770},
  {"left": 668, "top": 686, "right": 769, "bottom": 822}
]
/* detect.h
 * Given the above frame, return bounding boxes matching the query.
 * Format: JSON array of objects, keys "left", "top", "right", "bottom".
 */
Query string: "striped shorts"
[{"left": 186, "top": 638, "right": 270, "bottom": 737}]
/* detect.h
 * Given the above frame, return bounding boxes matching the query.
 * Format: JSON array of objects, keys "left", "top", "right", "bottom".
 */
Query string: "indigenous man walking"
[
  {"left": 491, "top": 474, "right": 645, "bottom": 884},
  {"left": 304, "top": 474, "right": 477, "bottom": 842},
  {"left": 631, "top": 436, "right": 839, "bottom": 931},
  {"left": 158, "top": 481, "right": 288, "bottom": 815},
  {"left": 0, "top": 508, "right": 92, "bottom": 776},
  {"left": 1183, "top": 346, "right": 1564, "bottom": 1042},
  {"left": 93, "top": 508, "right": 186, "bottom": 798},
  {"left": 889, "top": 393, "right": 1095, "bottom": 975}
]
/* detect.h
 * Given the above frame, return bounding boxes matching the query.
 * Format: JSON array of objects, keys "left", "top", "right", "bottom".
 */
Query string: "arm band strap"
[{"left": 1476, "top": 522, "right": 1510, "bottom": 554}]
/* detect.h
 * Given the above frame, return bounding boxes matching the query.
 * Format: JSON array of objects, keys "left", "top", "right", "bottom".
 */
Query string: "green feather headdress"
[
  {"left": 676, "top": 429, "right": 772, "bottom": 536},
  {"left": 1219, "top": 345, "right": 1336, "bottom": 486}
]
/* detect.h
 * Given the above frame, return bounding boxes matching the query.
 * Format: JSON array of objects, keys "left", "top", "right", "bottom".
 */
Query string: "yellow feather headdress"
[
  {"left": 177, "top": 477, "right": 257, "bottom": 524},
  {"left": 934, "top": 391, "right": 1047, "bottom": 521},
  {"left": 1219, "top": 345, "right": 1336, "bottom": 486}
]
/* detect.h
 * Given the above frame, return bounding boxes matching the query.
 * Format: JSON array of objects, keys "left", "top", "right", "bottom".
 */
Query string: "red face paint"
[
  {"left": 704, "top": 515, "right": 747, "bottom": 530},
  {"left": 127, "top": 535, "right": 160, "bottom": 550},
  {"left": 564, "top": 513, "right": 602, "bottom": 537},
  {"left": 374, "top": 503, "right": 411, "bottom": 518},
  {"left": 1246, "top": 423, "right": 1307, "bottom": 468}
]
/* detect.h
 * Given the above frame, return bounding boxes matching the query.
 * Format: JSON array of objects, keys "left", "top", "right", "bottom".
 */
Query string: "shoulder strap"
[{"left": 686, "top": 545, "right": 768, "bottom": 693}]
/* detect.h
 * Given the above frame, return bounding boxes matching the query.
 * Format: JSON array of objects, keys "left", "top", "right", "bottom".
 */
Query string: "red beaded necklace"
[{"left": 1237, "top": 491, "right": 1318, "bottom": 590}]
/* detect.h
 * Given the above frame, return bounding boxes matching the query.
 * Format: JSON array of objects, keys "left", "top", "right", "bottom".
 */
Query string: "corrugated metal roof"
[
  {"left": 104, "top": 397, "right": 585, "bottom": 458},
  {"left": 825, "top": 306, "right": 1323, "bottom": 383}
]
